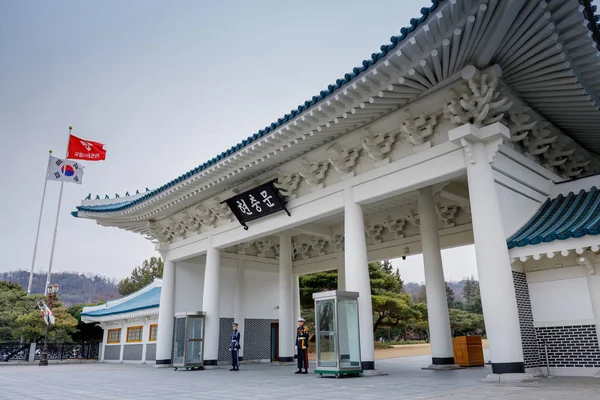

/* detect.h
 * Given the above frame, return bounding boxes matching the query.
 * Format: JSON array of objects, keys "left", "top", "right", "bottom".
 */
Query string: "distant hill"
[
  {"left": 0, "top": 270, "right": 119, "bottom": 306},
  {"left": 404, "top": 280, "right": 472, "bottom": 302}
]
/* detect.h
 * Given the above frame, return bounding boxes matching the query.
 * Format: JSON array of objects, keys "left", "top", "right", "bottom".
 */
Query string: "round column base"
[
  {"left": 361, "top": 361, "right": 375, "bottom": 370},
  {"left": 491, "top": 362, "right": 525, "bottom": 374}
]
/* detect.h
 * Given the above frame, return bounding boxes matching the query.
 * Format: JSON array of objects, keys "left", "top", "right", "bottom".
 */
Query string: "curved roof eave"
[
  {"left": 74, "top": 0, "right": 444, "bottom": 215},
  {"left": 75, "top": 0, "right": 600, "bottom": 217}
]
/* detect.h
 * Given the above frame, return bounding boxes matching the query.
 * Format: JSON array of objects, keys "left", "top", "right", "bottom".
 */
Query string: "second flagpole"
[
  {"left": 27, "top": 150, "right": 53, "bottom": 295},
  {"left": 44, "top": 126, "right": 72, "bottom": 295}
]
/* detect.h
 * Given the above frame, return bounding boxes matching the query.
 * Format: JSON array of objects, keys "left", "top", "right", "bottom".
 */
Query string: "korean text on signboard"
[{"left": 223, "top": 181, "right": 290, "bottom": 230}]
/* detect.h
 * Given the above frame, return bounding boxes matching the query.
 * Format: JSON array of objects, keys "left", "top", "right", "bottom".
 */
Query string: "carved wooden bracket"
[{"left": 326, "top": 143, "right": 360, "bottom": 179}]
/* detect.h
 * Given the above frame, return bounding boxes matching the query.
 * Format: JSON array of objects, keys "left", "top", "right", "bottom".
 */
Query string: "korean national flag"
[{"left": 46, "top": 155, "right": 84, "bottom": 184}]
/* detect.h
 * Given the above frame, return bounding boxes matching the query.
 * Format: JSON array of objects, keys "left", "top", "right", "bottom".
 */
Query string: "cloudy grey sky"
[{"left": 0, "top": 0, "right": 478, "bottom": 284}]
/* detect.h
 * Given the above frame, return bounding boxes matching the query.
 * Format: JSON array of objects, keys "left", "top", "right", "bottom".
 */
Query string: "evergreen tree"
[{"left": 118, "top": 257, "right": 164, "bottom": 296}]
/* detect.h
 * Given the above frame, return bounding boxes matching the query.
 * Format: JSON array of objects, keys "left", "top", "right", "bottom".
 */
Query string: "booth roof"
[
  {"left": 75, "top": 0, "right": 600, "bottom": 216},
  {"left": 81, "top": 286, "right": 161, "bottom": 317},
  {"left": 507, "top": 186, "right": 600, "bottom": 249}
]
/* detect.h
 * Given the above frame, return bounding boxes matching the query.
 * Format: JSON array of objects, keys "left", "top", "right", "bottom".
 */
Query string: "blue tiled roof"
[
  {"left": 581, "top": 0, "right": 600, "bottom": 51},
  {"left": 81, "top": 287, "right": 161, "bottom": 317},
  {"left": 75, "top": 0, "right": 445, "bottom": 215},
  {"left": 507, "top": 187, "right": 600, "bottom": 249}
]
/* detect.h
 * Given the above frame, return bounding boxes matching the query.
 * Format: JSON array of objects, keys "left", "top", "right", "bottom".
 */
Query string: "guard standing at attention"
[
  {"left": 229, "top": 322, "right": 241, "bottom": 371},
  {"left": 295, "top": 317, "right": 309, "bottom": 374}
]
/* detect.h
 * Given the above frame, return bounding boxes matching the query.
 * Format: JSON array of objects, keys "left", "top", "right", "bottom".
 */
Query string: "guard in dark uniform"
[
  {"left": 295, "top": 318, "right": 309, "bottom": 374},
  {"left": 229, "top": 322, "right": 241, "bottom": 371}
]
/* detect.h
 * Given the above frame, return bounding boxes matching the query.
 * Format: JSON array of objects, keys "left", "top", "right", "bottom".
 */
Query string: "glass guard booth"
[
  {"left": 173, "top": 311, "right": 205, "bottom": 371},
  {"left": 312, "top": 291, "right": 362, "bottom": 377}
]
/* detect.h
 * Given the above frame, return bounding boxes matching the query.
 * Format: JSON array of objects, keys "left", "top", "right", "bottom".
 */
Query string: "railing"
[
  {"left": 0, "top": 342, "right": 29, "bottom": 362},
  {"left": 1, "top": 341, "right": 100, "bottom": 362}
]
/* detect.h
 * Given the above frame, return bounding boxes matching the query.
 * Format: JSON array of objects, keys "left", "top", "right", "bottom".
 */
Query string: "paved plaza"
[{"left": 1, "top": 355, "right": 599, "bottom": 400}]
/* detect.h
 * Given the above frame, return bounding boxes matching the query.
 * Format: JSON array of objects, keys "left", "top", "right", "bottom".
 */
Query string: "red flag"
[{"left": 67, "top": 134, "right": 106, "bottom": 161}]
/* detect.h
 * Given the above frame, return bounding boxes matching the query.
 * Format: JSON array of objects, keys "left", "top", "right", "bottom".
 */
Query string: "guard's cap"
[
  {"left": 233, "top": 322, "right": 239, "bottom": 326},
  {"left": 298, "top": 318, "right": 305, "bottom": 322}
]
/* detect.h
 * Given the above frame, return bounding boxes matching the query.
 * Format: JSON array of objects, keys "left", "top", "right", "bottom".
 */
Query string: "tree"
[
  {"left": 369, "top": 262, "right": 402, "bottom": 294},
  {"left": 372, "top": 292, "right": 422, "bottom": 333},
  {"left": 462, "top": 277, "right": 482, "bottom": 314},
  {"left": 445, "top": 283, "right": 455, "bottom": 305},
  {"left": 0, "top": 281, "right": 77, "bottom": 343},
  {"left": 299, "top": 270, "right": 338, "bottom": 309},
  {"left": 448, "top": 308, "right": 485, "bottom": 337},
  {"left": 67, "top": 304, "right": 104, "bottom": 342},
  {"left": 369, "top": 261, "right": 422, "bottom": 334},
  {"left": 118, "top": 257, "right": 164, "bottom": 296}
]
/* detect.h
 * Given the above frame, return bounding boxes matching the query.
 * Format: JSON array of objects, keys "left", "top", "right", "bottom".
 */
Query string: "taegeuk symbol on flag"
[{"left": 46, "top": 155, "right": 84, "bottom": 184}]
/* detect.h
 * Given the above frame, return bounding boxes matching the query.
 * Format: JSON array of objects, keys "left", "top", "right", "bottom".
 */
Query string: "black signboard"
[{"left": 223, "top": 180, "right": 290, "bottom": 230}]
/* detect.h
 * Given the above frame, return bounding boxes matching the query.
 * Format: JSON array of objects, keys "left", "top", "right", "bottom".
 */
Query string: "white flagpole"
[
  {"left": 45, "top": 126, "right": 72, "bottom": 295},
  {"left": 27, "top": 150, "right": 53, "bottom": 295}
]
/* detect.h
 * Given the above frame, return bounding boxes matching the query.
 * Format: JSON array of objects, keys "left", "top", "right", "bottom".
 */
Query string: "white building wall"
[
  {"left": 100, "top": 316, "right": 159, "bottom": 364},
  {"left": 524, "top": 265, "right": 600, "bottom": 377},
  {"left": 495, "top": 183, "right": 541, "bottom": 238},
  {"left": 174, "top": 261, "right": 205, "bottom": 313},
  {"left": 528, "top": 270, "right": 595, "bottom": 327},
  {"left": 242, "top": 268, "right": 279, "bottom": 320}
]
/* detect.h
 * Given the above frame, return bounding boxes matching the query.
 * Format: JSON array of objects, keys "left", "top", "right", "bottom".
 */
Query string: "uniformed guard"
[
  {"left": 229, "top": 322, "right": 241, "bottom": 371},
  {"left": 295, "top": 317, "right": 309, "bottom": 374}
]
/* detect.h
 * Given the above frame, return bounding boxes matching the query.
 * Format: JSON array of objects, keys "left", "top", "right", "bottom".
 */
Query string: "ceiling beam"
[{"left": 290, "top": 223, "right": 332, "bottom": 240}]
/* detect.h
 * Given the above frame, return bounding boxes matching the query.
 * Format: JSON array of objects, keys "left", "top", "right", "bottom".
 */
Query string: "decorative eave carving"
[
  {"left": 255, "top": 238, "right": 278, "bottom": 257},
  {"left": 293, "top": 238, "right": 313, "bottom": 260},
  {"left": 436, "top": 204, "right": 458, "bottom": 228},
  {"left": 504, "top": 104, "right": 600, "bottom": 178},
  {"left": 365, "top": 223, "right": 384, "bottom": 244},
  {"left": 444, "top": 66, "right": 512, "bottom": 127},
  {"left": 236, "top": 242, "right": 254, "bottom": 255},
  {"left": 401, "top": 111, "right": 438, "bottom": 152},
  {"left": 362, "top": 128, "right": 397, "bottom": 167},
  {"left": 382, "top": 216, "right": 406, "bottom": 239},
  {"left": 330, "top": 234, "right": 345, "bottom": 252},
  {"left": 406, "top": 211, "right": 420, "bottom": 228},
  {"left": 326, "top": 143, "right": 360, "bottom": 179},
  {"left": 298, "top": 158, "right": 330, "bottom": 190},
  {"left": 147, "top": 221, "right": 173, "bottom": 243},
  {"left": 310, "top": 237, "right": 328, "bottom": 256},
  {"left": 274, "top": 171, "right": 301, "bottom": 199}
]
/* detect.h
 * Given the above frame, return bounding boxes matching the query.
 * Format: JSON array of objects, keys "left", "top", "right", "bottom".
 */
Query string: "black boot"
[
  {"left": 295, "top": 369, "right": 302, "bottom": 374},
  {"left": 229, "top": 368, "right": 235, "bottom": 371},
  {"left": 302, "top": 370, "right": 308, "bottom": 374}
]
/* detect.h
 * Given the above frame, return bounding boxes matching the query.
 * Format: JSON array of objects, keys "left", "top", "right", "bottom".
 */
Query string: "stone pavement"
[{"left": 1, "top": 355, "right": 599, "bottom": 400}]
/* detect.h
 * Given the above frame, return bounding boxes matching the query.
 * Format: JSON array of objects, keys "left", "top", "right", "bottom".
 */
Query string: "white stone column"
[
  {"left": 118, "top": 323, "right": 125, "bottom": 363},
  {"left": 450, "top": 122, "right": 526, "bottom": 376},
  {"left": 155, "top": 259, "right": 176, "bottom": 365},
  {"left": 418, "top": 186, "right": 456, "bottom": 368},
  {"left": 278, "top": 232, "right": 295, "bottom": 362},
  {"left": 141, "top": 319, "right": 148, "bottom": 363},
  {"left": 344, "top": 187, "right": 375, "bottom": 370},
  {"left": 100, "top": 325, "right": 108, "bottom": 362},
  {"left": 203, "top": 237, "right": 221, "bottom": 365},
  {"left": 233, "top": 261, "right": 245, "bottom": 359},
  {"left": 293, "top": 274, "right": 301, "bottom": 329},
  {"left": 293, "top": 274, "right": 301, "bottom": 358},
  {"left": 337, "top": 254, "right": 346, "bottom": 290}
]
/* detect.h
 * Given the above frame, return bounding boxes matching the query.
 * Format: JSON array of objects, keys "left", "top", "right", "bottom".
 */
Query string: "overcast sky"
[{"left": 0, "top": 0, "right": 478, "bottom": 284}]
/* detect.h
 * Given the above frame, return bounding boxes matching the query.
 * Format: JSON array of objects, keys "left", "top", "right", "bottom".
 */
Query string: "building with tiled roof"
[{"left": 74, "top": 0, "right": 600, "bottom": 380}]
